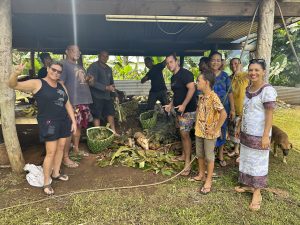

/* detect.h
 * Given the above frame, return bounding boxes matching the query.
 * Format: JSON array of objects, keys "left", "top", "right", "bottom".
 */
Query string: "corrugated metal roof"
[{"left": 208, "top": 21, "right": 258, "bottom": 40}]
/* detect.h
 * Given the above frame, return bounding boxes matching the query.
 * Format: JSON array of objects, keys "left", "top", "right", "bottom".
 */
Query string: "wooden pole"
[
  {"left": 30, "top": 51, "right": 35, "bottom": 77},
  {"left": 256, "top": 0, "right": 275, "bottom": 81},
  {"left": 0, "top": 0, "right": 25, "bottom": 173}
]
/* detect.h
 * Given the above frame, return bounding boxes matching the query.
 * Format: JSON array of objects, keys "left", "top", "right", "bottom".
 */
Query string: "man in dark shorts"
[
  {"left": 164, "top": 53, "right": 197, "bottom": 176},
  {"left": 60, "top": 44, "right": 93, "bottom": 167},
  {"left": 141, "top": 57, "right": 168, "bottom": 110},
  {"left": 87, "top": 50, "right": 118, "bottom": 134}
]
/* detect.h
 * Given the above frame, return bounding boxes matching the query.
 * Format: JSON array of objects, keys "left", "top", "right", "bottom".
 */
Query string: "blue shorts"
[{"left": 38, "top": 119, "right": 71, "bottom": 142}]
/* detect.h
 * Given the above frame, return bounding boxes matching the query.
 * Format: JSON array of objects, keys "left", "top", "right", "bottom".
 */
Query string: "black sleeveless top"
[{"left": 34, "top": 79, "right": 69, "bottom": 121}]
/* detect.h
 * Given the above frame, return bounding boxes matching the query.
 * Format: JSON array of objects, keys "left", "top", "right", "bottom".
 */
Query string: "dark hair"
[
  {"left": 144, "top": 57, "right": 153, "bottom": 62},
  {"left": 230, "top": 58, "right": 241, "bottom": 65},
  {"left": 66, "top": 44, "right": 79, "bottom": 50},
  {"left": 39, "top": 52, "right": 51, "bottom": 63},
  {"left": 49, "top": 61, "right": 63, "bottom": 69},
  {"left": 248, "top": 58, "right": 266, "bottom": 70},
  {"left": 99, "top": 50, "right": 109, "bottom": 55},
  {"left": 166, "top": 53, "right": 177, "bottom": 61},
  {"left": 199, "top": 70, "right": 215, "bottom": 89},
  {"left": 199, "top": 57, "right": 209, "bottom": 65},
  {"left": 208, "top": 51, "right": 222, "bottom": 61}
]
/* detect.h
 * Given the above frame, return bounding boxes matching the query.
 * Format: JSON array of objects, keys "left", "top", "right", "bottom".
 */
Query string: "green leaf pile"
[{"left": 98, "top": 146, "right": 184, "bottom": 176}]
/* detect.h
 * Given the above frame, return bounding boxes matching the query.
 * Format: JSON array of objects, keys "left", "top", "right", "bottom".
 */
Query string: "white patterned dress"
[{"left": 239, "top": 84, "right": 277, "bottom": 188}]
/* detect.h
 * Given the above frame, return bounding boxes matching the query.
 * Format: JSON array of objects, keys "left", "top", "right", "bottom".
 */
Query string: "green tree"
[{"left": 270, "top": 22, "right": 300, "bottom": 86}]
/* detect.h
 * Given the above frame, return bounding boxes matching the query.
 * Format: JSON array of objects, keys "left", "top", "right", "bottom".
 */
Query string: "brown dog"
[{"left": 271, "top": 125, "right": 293, "bottom": 164}]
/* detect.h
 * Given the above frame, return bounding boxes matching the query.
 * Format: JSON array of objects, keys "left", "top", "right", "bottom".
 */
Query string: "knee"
[
  {"left": 180, "top": 132, "right": 190, "bottom": 140},
  {"left": 45, "top": 150, "right": 56, "bottom": 159},
  {"left": 57, "top": 143, "right": 65, "bottom": 151}
]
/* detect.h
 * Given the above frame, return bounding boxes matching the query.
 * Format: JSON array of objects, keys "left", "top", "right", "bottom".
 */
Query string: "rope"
[
  {"left": 240, "top": 0, "right": 262, "bottom": 59},
  {"left": 221, "top": 0, "right": 261, "bottom": 106},
  {"left": 275, "top": 0, "right": 300, "bottom": 72},
  {"left": 0, "top": 156, "right": 197, "bottom": 212}
]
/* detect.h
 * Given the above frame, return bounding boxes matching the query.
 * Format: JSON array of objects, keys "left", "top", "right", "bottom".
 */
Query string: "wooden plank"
[
  {"left": 11, "top": 0, "right": 300, "bottom": 17},
  {"left": 0, "top": 117, "right": 37, "bottom": 125}
]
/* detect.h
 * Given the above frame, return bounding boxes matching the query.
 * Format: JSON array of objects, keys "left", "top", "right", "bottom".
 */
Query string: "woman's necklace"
[{"left": 249, "top": 81, "right": 265, "bottom": 93}]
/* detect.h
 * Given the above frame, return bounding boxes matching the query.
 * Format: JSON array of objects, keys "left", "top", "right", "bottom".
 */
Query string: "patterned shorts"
[
  {"left": 74, "top": 104, "right": 91, "bottom": 129},
  {"left": 177, "top": 111, "right": 196, "bottom": 132}
]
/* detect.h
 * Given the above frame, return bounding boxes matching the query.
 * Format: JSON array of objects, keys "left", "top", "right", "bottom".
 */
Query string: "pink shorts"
[{"left": 74, "top": 104, "right": 91, "bottom": 129}]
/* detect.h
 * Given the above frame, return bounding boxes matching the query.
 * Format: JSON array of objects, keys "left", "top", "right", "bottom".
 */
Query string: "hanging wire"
[
  {"left": 239, "top": 0, "right": 262, "bottom": 59},
  {"left": 155, "top": 16, "right": 188, "bottom": 35},
  {"left": 221, "top": 0, "right": 262, "bottom": 105}
]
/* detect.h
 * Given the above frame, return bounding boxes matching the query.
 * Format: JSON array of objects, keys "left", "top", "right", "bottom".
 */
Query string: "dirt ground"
[{"left": 0, "top": 123, "right": 167, "bottom": 209}]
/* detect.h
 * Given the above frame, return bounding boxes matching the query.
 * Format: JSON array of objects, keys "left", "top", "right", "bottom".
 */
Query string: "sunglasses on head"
[
  {"left": 50, "top": 67, "right": 62, "bottom": 75},
  {"left": 249, "top": 58, "right": 265, "bottom": 64}
]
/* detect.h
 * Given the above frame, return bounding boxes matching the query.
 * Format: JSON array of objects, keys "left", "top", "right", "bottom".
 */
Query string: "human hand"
[
  {"left": 261, "top": 135, "right": 270, "bottom": 149},
  {"left": 106, "top": 85, "right": 115, "bottom": 92},
  {"left": 236, "top": 63, "right": 242, "bottom": 73},
  {"left": 86, "top": 75, "right": 94, "bottom": 84},
  {"left": 162, "top": 104, "right": 172, "bottom": 113},
  {"left": 115, "top": 97, "right": 120, "bottom": 104},
  {"left": 230, "top": 110, "right": 236, "bottom": 121},
  {"left": 174, "top": 104, "right": 186, "bottom": 116},
  {"left": 14, "top": 63, "right": 25, "bottom": 76},
  {"left": 235, "top": 121, "right": 241, "bottom": 138},
  {"left": 235, "top": 129, "right": 240, "bottom": 139},
  {"left": 71, "top": 121, "right": 77, "bottom": 135},
  {"left": 206, "top": 127, "right": 215, "bottom": 136}
]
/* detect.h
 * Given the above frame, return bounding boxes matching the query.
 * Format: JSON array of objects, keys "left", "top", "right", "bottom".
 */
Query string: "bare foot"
[
  {"left": 249, "top": 194, "right": 262, "bottom": 211},
  {"left": 180, "top": 167, "right": 191, "bottom": 176},
  {"left": 63, "top": 157, "right": 79, "bottom": 168}
]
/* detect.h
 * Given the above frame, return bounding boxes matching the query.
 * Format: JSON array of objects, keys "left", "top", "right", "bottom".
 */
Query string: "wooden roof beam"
[{"left": 12, "top": 0, "right": 300, "bottom": 17}]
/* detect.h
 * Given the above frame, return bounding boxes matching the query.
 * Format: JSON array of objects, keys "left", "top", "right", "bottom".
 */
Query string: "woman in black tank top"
[{"left": 8, "top": 61, "right": 77, "bottom": 196}]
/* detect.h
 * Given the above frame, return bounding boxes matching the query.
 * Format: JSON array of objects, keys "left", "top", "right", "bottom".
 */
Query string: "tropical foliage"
[{"left": 270, "top": 22, "right": 300, "bottom": 86}]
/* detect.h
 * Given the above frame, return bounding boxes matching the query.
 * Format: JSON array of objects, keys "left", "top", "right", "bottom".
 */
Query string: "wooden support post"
[
  {"left": 256, "top": 0, "right": 275, "bottom": 81},
  {"left": 0, "top": 0, "right": 25, "bottom": 173},
  {"left": 29, "top": 51, "right": 35, "bottom": 77},
  {"left": 179, "top": 55, "right": 184, "bottom": 67}
]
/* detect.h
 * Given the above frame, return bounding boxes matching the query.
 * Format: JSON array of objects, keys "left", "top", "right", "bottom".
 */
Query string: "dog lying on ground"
[{"left": 271, "top": 125, "right": 293, "bottom": 164}]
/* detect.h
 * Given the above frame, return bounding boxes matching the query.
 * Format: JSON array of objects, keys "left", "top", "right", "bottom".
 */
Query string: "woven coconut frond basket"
[
  {"left": 139, "top": 110, "right": 158, "bottom": 129},
  {"left": 86, "top": 127, "right": 115, "bottom": 153}
]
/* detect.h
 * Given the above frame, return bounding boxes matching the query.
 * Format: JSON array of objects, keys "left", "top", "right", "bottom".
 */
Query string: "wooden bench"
[{"left": 0, "top": 117, "right": 37, "bottom": 125}]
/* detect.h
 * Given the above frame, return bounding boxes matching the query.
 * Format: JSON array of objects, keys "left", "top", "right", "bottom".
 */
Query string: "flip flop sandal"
[
  {"left": 235, "top": 186, "right": 254, "bottom": 193},
  {"left": 199, "top": 186, "right": 212, "bottom": 195},
  {"left": 228, "top": 151, "right": 239, "bottom": 157},
  {"left": 51, "top": 174, "right": 69, "bottom": 181},
  {"left": 63, "top": 161, "right": 79, "bottom": 168},
  {"left": 180, "top": 169, "right": 191, "bottom": 176},
  {"left": 43, "top": 184, "right": 54, "bottom": 196},
  {"left": 188, "top": 176, "right": 206, "bottom": 182},
  {"left": 215, "top": 158, "right": 227, "bottom": 167},
  {"left": 75, "top": 150, "right": 89, "bottom": 157},
  {"left": 171, "top": 156, "right": 185, "bottom": 162},
  {"left": 205, "top": 171, "right": 219, "bottom": 178}
]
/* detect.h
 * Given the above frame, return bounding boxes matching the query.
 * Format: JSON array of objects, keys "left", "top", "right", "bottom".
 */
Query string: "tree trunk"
[
  {"left": 0, "top": 0, "right": 25, "bottom": 173},
  {"left": 256, "top": 0, "right": 275, "bottom": 81}
]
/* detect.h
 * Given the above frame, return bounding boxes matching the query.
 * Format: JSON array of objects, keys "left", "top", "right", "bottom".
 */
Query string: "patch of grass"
[
  {"left": 274, "top": 108, "right": 300, "bottom": 149},
  {"left": 0, "top": 108, "right": 300, "bottom": 224}
]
